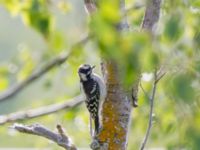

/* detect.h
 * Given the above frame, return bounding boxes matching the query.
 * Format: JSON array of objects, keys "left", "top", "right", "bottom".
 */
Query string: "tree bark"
[
  {"left": 95, "top": 61, "right": 132, "bottom": 150},
  {"left": 142, "top": 0, "right": 161, "bottom": 33},
  {"left": 85, "top": 0, "right": 133, "bottom": 149}
]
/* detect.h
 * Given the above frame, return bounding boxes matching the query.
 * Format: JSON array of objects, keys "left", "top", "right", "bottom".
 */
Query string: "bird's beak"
[{"left": 92, "top": 65, "right": 96, "bottom": 70}]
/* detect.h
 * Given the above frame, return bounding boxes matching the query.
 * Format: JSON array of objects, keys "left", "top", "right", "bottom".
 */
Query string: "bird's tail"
[{"left": 94, "top": 116, "right": 99, "bottom": 135}]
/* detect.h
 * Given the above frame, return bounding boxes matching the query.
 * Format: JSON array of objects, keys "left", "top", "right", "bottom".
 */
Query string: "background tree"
[{"left": 0, "top": 0, "right": 200, "bottom": 150}]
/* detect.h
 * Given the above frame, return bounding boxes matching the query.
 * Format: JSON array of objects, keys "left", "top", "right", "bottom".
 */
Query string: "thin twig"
[
  {"left": 140, "top": 69, "right": 165, "bottom": 150},
  {"left": 0, "top": 35, "right": 90, "bottom": 102},
  {"left": 139, "top": 82, "right": 150, "bottom": 99},
  {"left": 12, "top": 123, "right": 77, "bottom": 150},
  {"left": 155, "top": 72, "right": 166, "bottom": 84},
  {"left": 84, "top": 0, "right": 97, "bottom": 13},
  {"left": 0, "top": 95, "right": 85, "bottom": 125},
  {"left": 155, "top": 66, "right": 167, "bottom": 84},
  {"left": 140, "top": 70, "right": 157, "bottom": 150}
]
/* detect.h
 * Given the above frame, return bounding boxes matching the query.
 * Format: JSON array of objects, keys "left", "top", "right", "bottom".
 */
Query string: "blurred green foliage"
[
  {"left": 0, "top": 0, "right": 200, "bottom": 149},
  {"left": 1, "top": 0, "right": 53, "bottom": 38}
]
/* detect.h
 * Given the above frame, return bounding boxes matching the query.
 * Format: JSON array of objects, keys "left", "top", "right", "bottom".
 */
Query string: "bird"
[{"left": 78, "top": 64, "right": 106, "bottom": 135}]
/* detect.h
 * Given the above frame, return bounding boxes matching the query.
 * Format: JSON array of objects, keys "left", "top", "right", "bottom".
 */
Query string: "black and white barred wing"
[{"left": 85, "top": 81, "right": 100, "bottom": 119}]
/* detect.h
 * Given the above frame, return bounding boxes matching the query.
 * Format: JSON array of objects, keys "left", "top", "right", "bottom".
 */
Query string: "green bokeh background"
[{"left": 0, "top": 0, "right": 200, "bottom": 149}]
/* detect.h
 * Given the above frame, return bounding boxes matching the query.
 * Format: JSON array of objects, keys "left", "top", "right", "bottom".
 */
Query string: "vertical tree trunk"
[
  {"left": 85, "top": 0, "right": 134, "bottom": 149},
  {"left": 96, "top": 61, "right": 132, "bottom": 150},
  {"left": 91, "top": 0, "right": 133, "bottom": 149}
]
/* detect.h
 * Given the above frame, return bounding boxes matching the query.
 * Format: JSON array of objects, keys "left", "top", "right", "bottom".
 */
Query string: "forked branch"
[
  {"left": 12, "top": 123, "right": 77, "bottom": 150},
  {"left": 140, "top": 0, "right": 162, "bottom": 148},
  {"left": 140, "top": 70, "right": 165, "bottom": 150}
]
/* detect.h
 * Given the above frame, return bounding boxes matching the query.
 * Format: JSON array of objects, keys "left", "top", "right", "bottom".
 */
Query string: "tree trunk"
[
  {"left": 95, "top": 61, "right": 132, "bottom": 150},
  {"left": 92, "top": 0, "right": 132, "bottom": 149}
]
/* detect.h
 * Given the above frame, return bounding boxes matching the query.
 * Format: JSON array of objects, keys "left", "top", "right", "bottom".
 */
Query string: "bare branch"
[
  {"left": 84, "top": 0, "right": 97, "bottom": 14},
  {"left": 155, "top": 67, "right": 167, "bottom": 84},
  {"left": 155, "top": 72, "right": 166, "bottom": 84},
  {"left": 141, "top": 0, "right": 162, "bottom": 32},
  {"left": 139, "top": 1, "right": 162, "bottom": 147},
  {"left": 117, "top": 0, "right": 129, "bottom": 30},
  {"left": 12, "top": 123, "right": 77, "bottom": 150},
  {"left": 0, "top": 95, "right": 85, "bottom": 125},
  {"left": 140, "top": 69, "right": 163, "bottom": 150},
  {"left": 0, "top": 35, "right": 90, "bottom": 102}
]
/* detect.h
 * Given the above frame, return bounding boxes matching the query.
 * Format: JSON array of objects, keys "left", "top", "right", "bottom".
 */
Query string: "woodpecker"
[{"left": 78, "top": 64, "right": 106, "bottom": 135}]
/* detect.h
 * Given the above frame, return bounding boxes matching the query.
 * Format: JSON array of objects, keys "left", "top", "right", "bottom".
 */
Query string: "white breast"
[{"left": 79, "top": 73, "right": 87, "bottom": 81}]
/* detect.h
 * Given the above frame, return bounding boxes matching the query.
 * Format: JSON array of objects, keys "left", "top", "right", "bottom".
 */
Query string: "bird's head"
[{"left": 78, "top": 64, "right": 95, "bottom": 81}]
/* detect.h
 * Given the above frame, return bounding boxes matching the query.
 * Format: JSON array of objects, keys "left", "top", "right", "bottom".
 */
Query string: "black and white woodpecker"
[{"left": 78, "top": 64, "right": 106, "bottom": 135}]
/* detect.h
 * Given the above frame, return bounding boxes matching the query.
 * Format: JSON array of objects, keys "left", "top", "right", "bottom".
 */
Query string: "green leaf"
[
  {"left": 0, "top": 0, "right": 21, "bottom": 15},
  {"left": 164, "top": 14, "right": 184, "bottom": 42},
  {"left": 192, "top": 0, "right": 200, "bottom": 7},
  {"left": 99, "top": 1, "right": 120, "bottom": 24},
  {"left": 90, "top": 14, "right": 117, "bottom": 47},
  {"left": 193, "top": 30, "right": 200, "bottom": 48},
  {"left": 21, "top": 0, "right": 53, "bottom": 38},
  {"left": 57, "top": 1, "right": 72, "bottom": 14},
  {"left": 139, "top": 50, "right": 159, "bottom": 71},
  {"left": 169, "top": 74, "right": 195, "bottom": 103},
  {"left": 194, "top": 59, "right": 200, "bottom": 72},
  {"left": 0, "top": 76, "right": 8, "bottom": 91},
  {"left": 48, "top": 31, "right": 65, "bottom": 53}
]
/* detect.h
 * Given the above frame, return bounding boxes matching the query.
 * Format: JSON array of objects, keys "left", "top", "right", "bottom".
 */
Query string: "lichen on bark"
[{"left": 93, "top": 61, "right": 132, "bottom": 150}]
